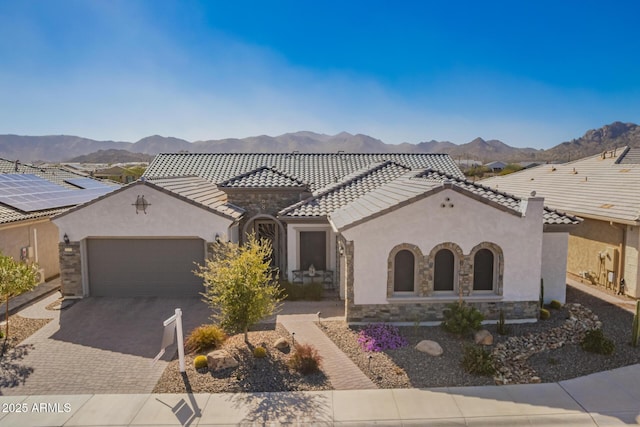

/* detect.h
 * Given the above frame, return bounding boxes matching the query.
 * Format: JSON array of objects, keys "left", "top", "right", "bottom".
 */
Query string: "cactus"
[
  {"left": 539, "top": 278, "right": 544, "bottom": 307},
  {"left": 497, "top": 309, "right": 510, "bottom": 335},
  {"left": 632, "top": 301, "right": 640, "bottom": 347}
]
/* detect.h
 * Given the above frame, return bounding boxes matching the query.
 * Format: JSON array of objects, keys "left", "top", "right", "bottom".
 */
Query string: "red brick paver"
[{"left": 278, "top": 314, "right": 376, "bottom": 390}]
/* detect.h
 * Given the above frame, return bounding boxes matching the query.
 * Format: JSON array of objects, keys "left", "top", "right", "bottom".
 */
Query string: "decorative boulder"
[
  {"left": 415, "top": 340, "right": 443, "bottom": 356},
  {"left": 206, "top": 350, "right": 239, "bottom": 371},
  {"left": 474, "top": 329, "right": 494, "bottom": 346},
  {"left": 273, "top": 337, "right": 289, "bottom": 350}
]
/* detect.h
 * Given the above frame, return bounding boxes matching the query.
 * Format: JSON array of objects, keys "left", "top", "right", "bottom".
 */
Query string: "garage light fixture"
[
  {"left": 133, "top": 195, "right": 150, "bottom": 214},
  {"left": 63, "top": 233, "right": 70, "bottom": 244}
]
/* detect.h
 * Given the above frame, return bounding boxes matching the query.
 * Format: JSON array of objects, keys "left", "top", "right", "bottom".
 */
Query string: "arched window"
[
  {"left": 473, "top": 249, "right": 494, "bottom": 291},
  {"left": 393, "top": 250, "right": 415, "bottom": 292},
  {"left": 434, "top": 249, "right": 455, "bottom": 291}
]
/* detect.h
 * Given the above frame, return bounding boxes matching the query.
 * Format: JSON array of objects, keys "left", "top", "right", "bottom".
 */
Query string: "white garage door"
[{"left": 87, "top": 238, "right": 205, "bottom": 297}]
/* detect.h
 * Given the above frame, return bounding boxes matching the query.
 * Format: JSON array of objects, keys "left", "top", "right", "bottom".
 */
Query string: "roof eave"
[
  {"left": 543, "top": 223, "right": 581, "bottom": 232},
  {"left": 219, "top": 186, "right": 308, "bottom": 192},
  {"left": 562, "top": 211, "right": 640, "bottom": 226},
  {"left": 277, "top": 215, "right": 328, "bottom": 223}
]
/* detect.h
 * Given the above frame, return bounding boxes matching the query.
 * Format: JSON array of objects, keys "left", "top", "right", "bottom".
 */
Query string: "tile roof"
[
  {"left": 329, "top": 169, "right": 580, "bottom": 231},
  {"left": 0, "top": 158, "right": 119, "bottom": 225},
  {"left": 415, "top": 170, "right": 581, "bottom": 227},
  {"left": 0, "top": 159, "right": 96, "bottom": 187},
  {"left": 218, "top": 166, "right": 307, "bottom": 189},
  {"left": 616, "top": 147, "right": 640, "bottom": 165},
  {"left": 148, "top": 176, "right": 244, "bottom": 219},
  {"left": 144, "top": 153, "right": 463, "bottom": 192},
  {"left": 279, "top": 161, "right": 411, "bottom": 218},
  {"left": 480, "top": 147, "right": 640, "bottom": 224}
]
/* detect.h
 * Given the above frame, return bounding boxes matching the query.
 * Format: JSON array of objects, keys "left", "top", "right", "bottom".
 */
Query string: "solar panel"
[
  {"left": 64, "top": 178, "right": 113, "bottom": 190},
  {"left": 0, "top": 174, "right": 114, "bottom": 212}
]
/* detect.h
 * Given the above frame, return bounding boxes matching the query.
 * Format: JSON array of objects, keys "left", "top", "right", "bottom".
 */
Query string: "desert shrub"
[
  {"left": 253, "top": 346, "right": 267, "bottom": 358},
  {"left": 196, "top": 235, "right": 284, "bottom": 342},
  {"left": 357, "top": 323, "right": 408, "bottom": 352},
  {"left": 288, "top": 343, "right": 322, "bottom": 374},
  {"left": 193, "top": 355, "right": 208, "bottom": 370},
  {"left": 539, "top": 308, "right": 551, "bottom": 320},
  {"left": 184, "top": 324, "right": 227, "bottom": 353},
  {"left": 441, "top": 302, "right": 484, "bottom": 336},
  {"left": 280, "top": 281, "right": 323, "bottom": 301},
  {"left": 461, "top": 344, "right": 496, "bottom": 375},
  {"left": 549, "top": 300, "right": 563, "bottom": 310},
  {"left": 581, "top": 329, "right": 615, "bottom": 355}
]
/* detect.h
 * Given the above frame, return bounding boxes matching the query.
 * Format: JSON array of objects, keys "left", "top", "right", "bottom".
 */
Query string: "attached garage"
[
  {"left": 87, "top": 238, "right": 205, "bottom": 297},
  {"left": 52, "top": 178, "right": 244, "bottom": 298}
]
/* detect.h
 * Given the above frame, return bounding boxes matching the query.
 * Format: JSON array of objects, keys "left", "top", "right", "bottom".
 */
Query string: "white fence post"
[{"left": 175, "top": 308, "right": 185, "bottom": 373}]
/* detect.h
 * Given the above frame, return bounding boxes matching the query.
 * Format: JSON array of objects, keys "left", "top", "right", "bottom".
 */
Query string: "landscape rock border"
[{"left": 492, "top": 303, "right": 601, "bottom": 384}]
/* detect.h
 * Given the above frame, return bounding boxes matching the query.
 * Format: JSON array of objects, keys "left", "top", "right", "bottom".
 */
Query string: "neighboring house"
[
  {"left": 94, "top": 165, "right": 138, "bottom": 183},
  {"left": 481, "top": 147, "right": 640, "bottom": 299},
  {"left": 52, "top": 153, "right": 579, "bottom": 323},
  {"left": 455, "top": 159, "right": 482, "bottom": 170},
  {"left": 518, "top": 161, "right": 542, "bottom": 170},
  {"left": 0, "top": 158, "right": 118, "bottom": 282},
  {"left": 485, "top": 161, "right": 507, "bottom": 172}
]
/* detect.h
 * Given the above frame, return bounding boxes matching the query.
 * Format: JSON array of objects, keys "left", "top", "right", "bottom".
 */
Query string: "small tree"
[
  {"left": 0, "top": 253, "right": 39, "bottom": 338},
  {"left": 196, "top": 235, "right": 283, "bottom": 342}
]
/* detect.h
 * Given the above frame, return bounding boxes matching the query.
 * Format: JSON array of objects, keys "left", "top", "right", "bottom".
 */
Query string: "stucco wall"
[
  {"left": 0, "top": 219, "right": 60, "bottom": 280},
  {"left": 52, "top": 183, "right": 235, "bottom": 242},
  {"left": 566, "top": 218, "right": 623, "bottom": 281},
  {"left": 624, "top": 226, "right": 639, "bottom": 298},
  {"left": 285, "top": 222, "right": 336, "bottom": 279},
  {"left": 541, "top": 232, "right": 569, "bottom": 303},
  {"left": 340, "top": 189, "right": 544, "bottom": 305}
]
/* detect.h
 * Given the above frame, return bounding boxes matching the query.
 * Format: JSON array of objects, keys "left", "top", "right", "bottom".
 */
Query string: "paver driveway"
[{"left": 1, "top": 293, "right": 210, "bottom": 395}]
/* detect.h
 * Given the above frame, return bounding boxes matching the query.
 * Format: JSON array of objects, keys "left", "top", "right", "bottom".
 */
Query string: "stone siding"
[
  {"left": 344, "top": 237, "right": 534, "bottom": 324},
  {"left": 384, "top": 241, "right": 505, "bottom": 298},
  {"left": 226, "top": 189, "right": 305, "bottom": 221},
  {"left": 59, "top": 242, "right": 82, "bottom": 297},
  {"left": 346, "top": 300, "right": 539, "bottom": 323}
]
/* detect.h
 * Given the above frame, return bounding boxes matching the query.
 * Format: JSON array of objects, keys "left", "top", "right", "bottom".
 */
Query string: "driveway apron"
[{"left": 1, "top": 294, "right": 210, "bottom": 396}]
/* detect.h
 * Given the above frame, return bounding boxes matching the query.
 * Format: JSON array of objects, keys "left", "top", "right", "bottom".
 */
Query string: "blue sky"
[{"left": 1, "top": 1, "right": 638, "bottom": 148}]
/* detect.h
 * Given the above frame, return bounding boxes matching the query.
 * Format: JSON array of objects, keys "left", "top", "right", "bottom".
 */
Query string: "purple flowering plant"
[{"left": 357, "top": 323, "right": 408, "bottom": 352}]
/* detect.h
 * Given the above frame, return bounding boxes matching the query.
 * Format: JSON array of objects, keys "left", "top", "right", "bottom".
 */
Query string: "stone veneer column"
[
  {"left": 344, "top": 239, "right": 355, "bottom": 320},
  {"left": 59, "top": 242, "right": 82, "bottom": 297}
]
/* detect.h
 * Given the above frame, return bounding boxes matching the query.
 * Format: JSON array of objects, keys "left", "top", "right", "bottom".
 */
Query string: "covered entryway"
[{"left": 87, "top": 238, "right": 205, "bottom": 297}]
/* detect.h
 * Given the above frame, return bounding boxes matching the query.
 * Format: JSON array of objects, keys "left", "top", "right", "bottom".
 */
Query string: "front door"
[{"left": 253, "top": 218, "right": 281, "bottom": 273}]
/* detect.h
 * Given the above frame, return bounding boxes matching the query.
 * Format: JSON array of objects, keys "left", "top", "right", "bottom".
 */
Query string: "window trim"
[
  {"left": 298, "top": 229, "right": 329, "bottom": 271},
  {"left": 387, "top": 243, "right": 423, "bottom": 297},
  {"left": 427, "top": 242, "right": 464, "bottom": 296},
  {"left": 469, "top": 242, "right": 504, "bottom": 296}
]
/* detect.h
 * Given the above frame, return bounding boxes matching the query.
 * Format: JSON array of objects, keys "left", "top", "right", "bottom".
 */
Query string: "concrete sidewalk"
[
  {"left": 0, "top": 363, "right": 638, "bottom": 426},
  {"left": 1, "top": 277, "right": 61, "bottom": 320}
]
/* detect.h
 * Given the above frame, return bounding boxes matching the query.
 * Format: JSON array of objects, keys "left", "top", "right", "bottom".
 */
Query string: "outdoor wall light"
[
  {"left": 215, "top": 233, "right": 221, "bottom": 243},
  {"left": 63, "top": 233, "right": 70, "bottom": 244},
  {"left": 133, "top": 195, "right": 150, "bottom": 214}
]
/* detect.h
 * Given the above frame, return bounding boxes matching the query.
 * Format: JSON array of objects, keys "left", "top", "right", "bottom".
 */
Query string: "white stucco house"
[
  {"left": 52, "top": 153, "right": 580, "bottom": 323},
  {"left": 0, "top": 158, "right": 118, "bottom": 283}
]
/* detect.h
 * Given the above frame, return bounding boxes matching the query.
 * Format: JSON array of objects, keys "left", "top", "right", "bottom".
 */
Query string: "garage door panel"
[{"left": 88, "top": 239, "right": 205, "bottom": 297}]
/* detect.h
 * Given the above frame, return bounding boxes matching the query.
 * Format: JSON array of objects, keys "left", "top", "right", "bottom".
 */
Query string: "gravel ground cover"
[
  {"left": 322, "top": 286, "right": 640, "bottom": 388},
  {"left": 1, "top": 315, "right": 51, "bottom": 349},
  {"left": 154, "top": 284, "right": 639, "bottom": 392},
  {"left": 154, "top": 324, "right": 330, "bottom": 393}
]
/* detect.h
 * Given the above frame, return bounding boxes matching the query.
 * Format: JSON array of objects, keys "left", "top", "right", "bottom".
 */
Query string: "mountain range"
[{"left": 1, "top": 122, "right": 639, "bottom": 164}]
